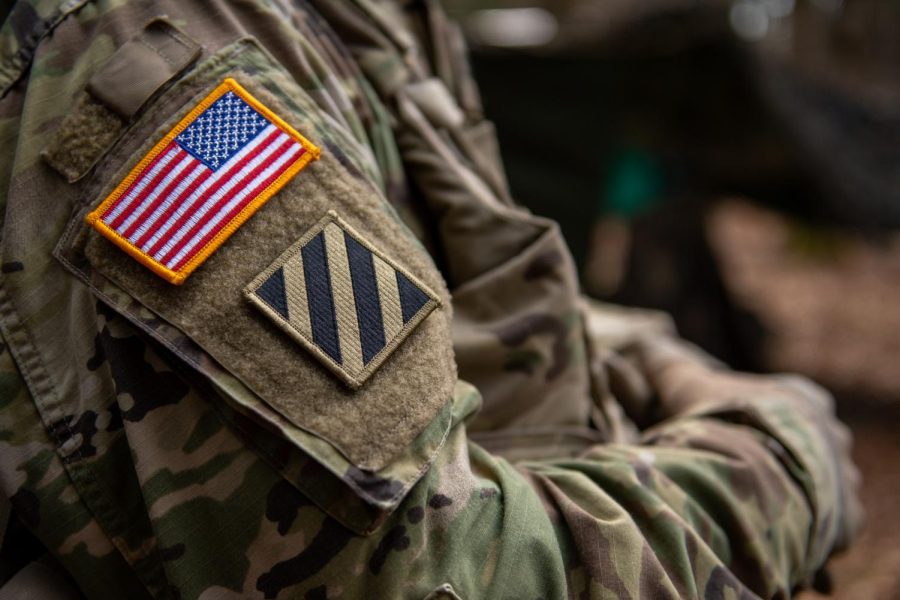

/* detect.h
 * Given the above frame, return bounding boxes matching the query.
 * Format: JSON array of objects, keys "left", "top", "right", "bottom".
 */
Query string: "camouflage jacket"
[{"left": 0, "top": 0, "right": 861, "bottom": 598}]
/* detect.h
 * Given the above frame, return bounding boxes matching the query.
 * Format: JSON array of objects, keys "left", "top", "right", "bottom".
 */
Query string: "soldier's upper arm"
[
  {"left": 55, "top": 20, "right": 463, "bottom": 514},
  {"left": 0, "top": 5, "right": 860, "bottom": 600},
  {"left": 1, "top": 12, "right": 472, "bottom": 598}
]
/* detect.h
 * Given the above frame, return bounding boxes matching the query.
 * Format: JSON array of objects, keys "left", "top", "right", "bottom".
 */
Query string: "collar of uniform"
[{"left": 0, "top": 0, "right": 91, "bottom": 98}]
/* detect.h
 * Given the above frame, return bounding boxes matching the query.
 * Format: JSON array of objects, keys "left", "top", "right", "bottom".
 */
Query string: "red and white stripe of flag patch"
[
  {"left": 100, "top": 126, "right": 302, "bottom": 271},
  {"left": 85, "top": 78, "right": 320, "bottom": 285}
]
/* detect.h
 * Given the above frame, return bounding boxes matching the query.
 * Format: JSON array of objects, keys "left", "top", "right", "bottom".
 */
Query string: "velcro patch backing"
[
  {"left": 86, "top": 77, "right": 320, "bottom": 284},
  {"left": 245, "top": 211, "right": 440, "bottom": 388}
]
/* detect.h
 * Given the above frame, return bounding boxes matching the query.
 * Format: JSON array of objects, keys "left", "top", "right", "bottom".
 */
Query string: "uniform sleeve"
[{"left": 477, "top": 335, "right": 863, "bottom": 598}]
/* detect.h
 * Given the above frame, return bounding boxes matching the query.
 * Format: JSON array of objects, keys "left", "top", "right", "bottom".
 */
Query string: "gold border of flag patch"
[
  {"left": 85, "top": 77, "right": 321, "bottom": 285},
  {"left": 244, "top": 211, "right": 441, "bottom": 388}
]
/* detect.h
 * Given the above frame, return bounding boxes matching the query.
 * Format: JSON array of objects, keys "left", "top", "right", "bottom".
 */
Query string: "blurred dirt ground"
[
  {"left": 801, "top": 410, "right": 900, "bottom": 599},
  {"left": 708, "top": 199, "right": 900, "bottom": 403}
]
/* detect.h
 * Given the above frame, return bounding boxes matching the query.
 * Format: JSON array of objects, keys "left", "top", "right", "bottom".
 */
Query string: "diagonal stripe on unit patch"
[{"left": 244, "top": 211, "right": 440, "bottom": 388}]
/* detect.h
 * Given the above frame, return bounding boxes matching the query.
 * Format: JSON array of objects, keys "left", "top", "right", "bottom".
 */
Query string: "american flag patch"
[
  {"left": 86, "top": 78, "right": 320, "bottom": 285},
  {"left": 244, "top": 211, "right": 440, "bottom": 388}
]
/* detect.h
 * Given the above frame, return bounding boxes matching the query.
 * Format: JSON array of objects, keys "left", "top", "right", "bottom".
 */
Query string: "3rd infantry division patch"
[
  {"left": 244, "top": 211, "right": 440, "bottom": 388},
  {"left": 86, "top": 78, "right": 320, "bottom": 284}
]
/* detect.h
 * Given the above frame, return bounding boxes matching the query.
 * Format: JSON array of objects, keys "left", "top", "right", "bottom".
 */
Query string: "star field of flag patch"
[
  {"left": 244, "top": 211, "right": 440, "bottom": 388},
  {"left": 86, "top": 78, "right": 320, "bottom": 285}
]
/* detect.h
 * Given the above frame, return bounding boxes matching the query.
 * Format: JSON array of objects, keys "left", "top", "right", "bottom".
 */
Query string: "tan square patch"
[{"left": 244, "top": 211, "right": 440, "bottom": 388}]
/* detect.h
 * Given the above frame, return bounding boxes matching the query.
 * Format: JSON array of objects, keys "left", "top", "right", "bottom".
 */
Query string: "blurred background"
[{"left": 442, "top": 0, "right": 900, "bottom": 597}]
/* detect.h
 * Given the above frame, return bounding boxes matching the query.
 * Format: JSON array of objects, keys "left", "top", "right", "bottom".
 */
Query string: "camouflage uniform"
[{"left": 0, "top": 1, "right": 860, "bottom": 599}]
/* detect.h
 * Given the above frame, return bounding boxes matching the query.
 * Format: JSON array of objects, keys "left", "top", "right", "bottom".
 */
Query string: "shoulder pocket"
[{"left": 54, "top": 38, "right": 456, "bottom": 533}]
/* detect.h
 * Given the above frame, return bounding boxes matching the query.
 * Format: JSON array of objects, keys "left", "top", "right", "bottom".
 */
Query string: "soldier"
[{"left": 0, "top": 1, "right": 860, "bottom": 599}]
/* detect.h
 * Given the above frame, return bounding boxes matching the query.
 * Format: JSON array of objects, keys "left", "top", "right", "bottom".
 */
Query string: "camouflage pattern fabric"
[{"left": 0, "top": 1, "right": 861, "bottom": 599}]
